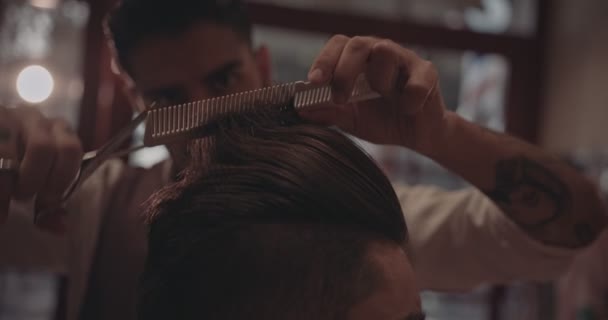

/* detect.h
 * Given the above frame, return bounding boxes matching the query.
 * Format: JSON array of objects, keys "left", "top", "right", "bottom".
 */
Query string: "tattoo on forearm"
[
  {"left": 479, "top": 126, "right": 603, "bottom": 246},
  {"left": 0, "top": 127, "right": 10, "bottom": 143},
  {"left": 485, "top": 157, "right": 572, "bottom": 229},
  {"left": 481, "top": 156, "right": 605, "bottom": 247},
  {"left": 485, "top": 156, "right": 605, "bottom": 246}
]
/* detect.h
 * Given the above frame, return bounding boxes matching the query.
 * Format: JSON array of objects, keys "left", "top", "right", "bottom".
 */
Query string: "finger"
[
  {"left": 15, "top": 119, "right": 57, "bottom": 199},
  {"left": 401, "top": 60, "right": 439, "bottom": 115},
  {"left": 36, "top": 120, "right": 82, "bottom": 206},
  {"left": 366, "top": 40, "right": 405, "bottom": 98},
  {"left": 393, "top": 48, "right": 440, "bottom": 115},
  {"left": 308, "top": 35, "right": 350, "bottom": 84},
  {"left": 0, "top": 108, "right": 19, "bottom": 223},
  {"left": 332, "top": 36, "right": 377, "bottom": 104}
]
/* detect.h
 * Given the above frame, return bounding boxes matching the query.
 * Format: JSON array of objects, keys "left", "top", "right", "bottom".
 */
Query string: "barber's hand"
[
  {"left": 0, "top": 105, "right": 83, "bottom": 234},
  {"left": 300, "top": 35, "right": 447, "bottom": 154}
]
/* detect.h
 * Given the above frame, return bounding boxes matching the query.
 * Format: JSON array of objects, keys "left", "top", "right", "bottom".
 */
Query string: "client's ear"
[{"left": 255, "top": 45, "right": 273, "bottom": 87}]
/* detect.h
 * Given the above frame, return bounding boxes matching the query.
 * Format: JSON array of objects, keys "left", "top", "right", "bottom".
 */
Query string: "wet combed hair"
[
  {"left": 105, "top": 0, "right": 252, "bottom": 74},
  {"left": 139, "top": 112, "right": 408, "bottom": 320}
]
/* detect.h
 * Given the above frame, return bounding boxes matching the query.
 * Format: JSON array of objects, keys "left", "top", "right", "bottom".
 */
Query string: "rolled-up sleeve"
[{"left": 394, "top": 184, "right": 578, "bottom": 291}]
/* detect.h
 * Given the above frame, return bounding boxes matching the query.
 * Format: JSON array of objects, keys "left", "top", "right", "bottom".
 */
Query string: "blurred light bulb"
[
  {"left": 16, "top": 65, "right": 55, "bottom": 104},
  {"left": 29, "top": 0, "right": 59, "bottom": 9}
]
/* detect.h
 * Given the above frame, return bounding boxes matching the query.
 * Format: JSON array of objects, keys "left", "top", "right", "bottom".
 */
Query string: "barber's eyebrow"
[
  {"left": 144, "top": 88, "right": 184, "bottom": 105},
  {"left": 404, "top": 312, "right": 426, "bottom": 320}
]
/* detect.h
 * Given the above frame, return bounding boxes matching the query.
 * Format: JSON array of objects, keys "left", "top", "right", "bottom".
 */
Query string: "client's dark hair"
[
  {"left": 139, "top": 113, "right": 408, "bottom": 320},
  {"left": 105, "top": 0, "right": 252, "bottom": 74}
]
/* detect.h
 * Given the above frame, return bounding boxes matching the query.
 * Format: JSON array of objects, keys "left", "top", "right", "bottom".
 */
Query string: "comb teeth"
[
  {"left": 144, "top": 82, "right": 296, "bottom": 146},
  {"left": 293, "top": 74, "right": 379, "bottom": 109},
  {"left": 294, "top": 85, "right": 332, "bottom": 108},
  {"left": 143, "top": 75, "right": 380, "bottom": 147}
]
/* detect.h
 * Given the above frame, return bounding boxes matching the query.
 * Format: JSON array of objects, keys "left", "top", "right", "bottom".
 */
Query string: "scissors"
[{"left": 57, "top": 75, "right": 380, "bottom": 208}]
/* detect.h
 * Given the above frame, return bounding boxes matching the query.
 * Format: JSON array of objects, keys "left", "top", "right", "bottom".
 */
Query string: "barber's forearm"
[{"left": 420, "top": 111, "right": 608, "bottom": 248}]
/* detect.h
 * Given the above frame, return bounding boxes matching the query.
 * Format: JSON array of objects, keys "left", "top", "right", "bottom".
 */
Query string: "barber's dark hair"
[
  {"left": 105, "top": 0, "right": 252, "bottom": 74},
  {"left": 139, "top": 112, "right": 408, "bottom": 320}
]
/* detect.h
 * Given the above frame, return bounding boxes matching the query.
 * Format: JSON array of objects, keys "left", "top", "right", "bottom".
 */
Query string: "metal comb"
[{"left": 143, "top": 75, "right": 380, "bottom": 146}]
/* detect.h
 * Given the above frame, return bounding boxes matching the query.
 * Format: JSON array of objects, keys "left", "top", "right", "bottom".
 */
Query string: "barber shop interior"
[{"left": 0, "top": 0, "right": 607, "bottom": 319}]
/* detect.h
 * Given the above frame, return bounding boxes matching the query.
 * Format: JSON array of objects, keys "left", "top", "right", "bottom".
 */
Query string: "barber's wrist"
[{"left": 413, "top": 111, "right": 457, "bottom": 160}]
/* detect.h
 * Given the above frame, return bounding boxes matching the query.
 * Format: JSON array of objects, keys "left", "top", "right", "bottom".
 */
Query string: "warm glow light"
[
  {"left": 16, "top": 65, "right": 55, "bottom": 104},
  {"left": 29, "top": 0, "right": 59, "bottom": 9}
]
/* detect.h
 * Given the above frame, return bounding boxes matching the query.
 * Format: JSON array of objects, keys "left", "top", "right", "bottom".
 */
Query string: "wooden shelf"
[{"left": 248, "top": 2, "right": 535, "bottom": 57}]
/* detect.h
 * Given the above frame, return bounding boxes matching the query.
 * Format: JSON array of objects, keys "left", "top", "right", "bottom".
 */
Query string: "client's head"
[{"left": 140, "top": 113, "right": 423, "bottom": 320}]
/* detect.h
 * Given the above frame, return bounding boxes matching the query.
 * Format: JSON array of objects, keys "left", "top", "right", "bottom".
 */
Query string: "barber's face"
[
  {"left": 124, "top": 22, "right": 270, "bottom": 165},
  {"left": 350, "top": 243, "right": 424, "bottom": 320},
  {"left": 127, "top": 22, "right": 270, "bottom": 110}
]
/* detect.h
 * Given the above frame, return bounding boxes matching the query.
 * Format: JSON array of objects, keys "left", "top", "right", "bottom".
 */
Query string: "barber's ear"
[{"left": 255, "top": 45, "right": 272, "bottom": 87}]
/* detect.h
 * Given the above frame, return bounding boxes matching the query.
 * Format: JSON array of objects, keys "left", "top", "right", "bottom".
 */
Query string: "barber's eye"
[{"left": 208, "top": 72, "right": 238, "bottom": 95}]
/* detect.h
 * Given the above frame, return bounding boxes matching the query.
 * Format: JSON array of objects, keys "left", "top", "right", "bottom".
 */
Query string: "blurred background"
[{"left": 0, "top": 0, "right": 606, "bottom": 319}]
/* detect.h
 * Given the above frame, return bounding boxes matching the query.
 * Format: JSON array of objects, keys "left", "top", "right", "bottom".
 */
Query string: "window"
[{"left": 250, "top": 0, "right": 539, "bottom": 36}]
